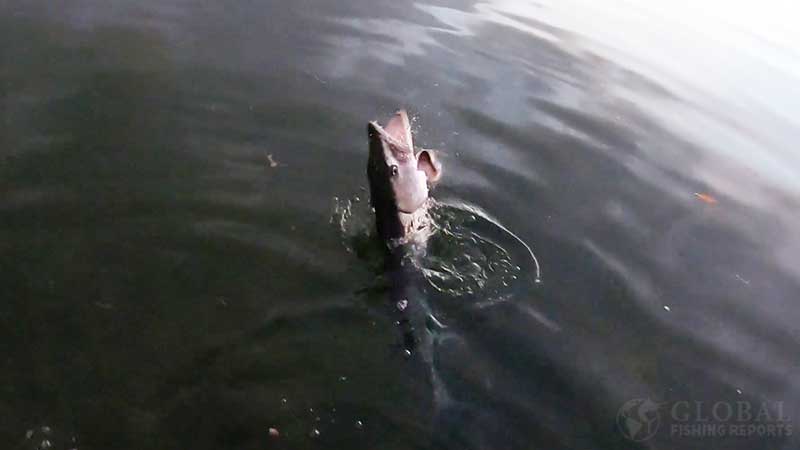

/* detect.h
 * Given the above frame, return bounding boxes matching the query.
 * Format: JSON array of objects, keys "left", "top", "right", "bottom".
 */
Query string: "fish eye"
[{"left": 390, "top": 165, "right": 399, "bottom": 176}]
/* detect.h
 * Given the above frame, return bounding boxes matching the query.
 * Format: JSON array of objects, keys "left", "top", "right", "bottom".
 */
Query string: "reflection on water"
[{"left": 2, "top": 0, "right": 799, "bottom": 449}]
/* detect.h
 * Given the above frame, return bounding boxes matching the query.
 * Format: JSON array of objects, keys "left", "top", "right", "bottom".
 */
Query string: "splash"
[
  {"left": 331, "top": 192, "right": 375, "bottom": 251},
  {"left": 331, "top": 194, "right": 542, "bottom": 299},
  {"left": 420, "top": 199, "right": 540, "bottom": 298},
  {"left": 434, "top": 199, "right": 541, "bottom": 281}
]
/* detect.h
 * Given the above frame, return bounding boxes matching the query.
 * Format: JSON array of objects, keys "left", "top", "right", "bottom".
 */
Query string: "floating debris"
[
  {"left": 694, "top": 192, "right": 718, "bottom": 204},
  {"left": 396, "top": 299, "right": 408, "bottom": 311},
  {"left": 663, "top": 305, "right": 671, "bottom": 312},
  {"left": 355, "top": 420, "right": 364, "bottom": 430},
  {"left": 309, "top": 428, "right": 320, "bottom": 438},
  {"left": 267, "top": 154, "right": 280, "bottom": 168},
  {"left": 268, "top": 428, "right": 280, "bottom": 438}
]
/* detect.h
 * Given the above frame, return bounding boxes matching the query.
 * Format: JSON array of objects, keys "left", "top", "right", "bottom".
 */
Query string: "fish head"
[{"left": 367, "top": 110, "right": 441, "bottom": 216}]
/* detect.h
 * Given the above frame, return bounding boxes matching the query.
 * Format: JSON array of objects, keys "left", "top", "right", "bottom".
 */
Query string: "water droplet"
[
  {"left": 355, "top": 420, "right": 364, "bottom": 429},
  {"left": 281, "top": 398, "right": 288, "bottom": 404},
  {"left": 269, "top": 427, "right": 280, "bottom": 438},
  {"left": 25, "top": 430, "right": 33, "bottom": 439},
  {"left": 404, "top": 349, "right": 412, "bottom": 358},
  {"left": 339, "top": 376, "right": 347, "bottom": 382},
  {"left": 663, "top": 305, "right": 671, "bottom": 312},
  {"left": 396, "top": 299, "right": 408, "bottom": 311},
  {"left": 736, "top": 389, "right": 743, "bottom": 394},
  {"left": 310, "top": 428, "right": 320, "bottom": 438}
]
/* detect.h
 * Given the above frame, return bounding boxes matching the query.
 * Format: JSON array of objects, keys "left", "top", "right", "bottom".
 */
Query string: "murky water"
[{"left": 2, "top": 1, "right": 799, "bottom": 449}]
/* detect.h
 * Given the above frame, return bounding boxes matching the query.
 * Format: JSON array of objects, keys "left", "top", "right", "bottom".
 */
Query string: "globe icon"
[{"left": 617, "top": 398, "right": 661, "bottom": 442}]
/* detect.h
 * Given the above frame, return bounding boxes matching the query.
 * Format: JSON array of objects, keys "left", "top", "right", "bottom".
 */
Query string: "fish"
[
  {"left": 367, "top": 109, "right": 442, "bottom": 245},
  {"left": 367, "top": 111, "right": 518, "bottom": 447},
  {"left": 366, "top": 110, "right": 444, "bottom": 356}
]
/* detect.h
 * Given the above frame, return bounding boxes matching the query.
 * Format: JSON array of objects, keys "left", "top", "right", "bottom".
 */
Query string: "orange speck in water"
[{"left": 694, "top": 193, "right": 718, "bottom": 204}]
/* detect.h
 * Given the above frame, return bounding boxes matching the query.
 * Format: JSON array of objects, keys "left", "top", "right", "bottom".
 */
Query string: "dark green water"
[{"left": 2, "top": 1, "right": 799, "bottom": 449}]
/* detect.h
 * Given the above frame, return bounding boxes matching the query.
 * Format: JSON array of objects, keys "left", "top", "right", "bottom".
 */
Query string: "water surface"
[{"left": 2, "top": 1, "right": 799, "bottom": 449}]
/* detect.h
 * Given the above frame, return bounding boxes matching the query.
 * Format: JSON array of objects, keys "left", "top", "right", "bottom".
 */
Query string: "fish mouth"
[{"left": 368, "top": 110, "right": 415, "bottom": 158}]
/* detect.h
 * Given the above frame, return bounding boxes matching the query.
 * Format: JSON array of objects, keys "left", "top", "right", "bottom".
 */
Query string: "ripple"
[{"left": 332, "top": 194, "right": 541, "bottom": 300}]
